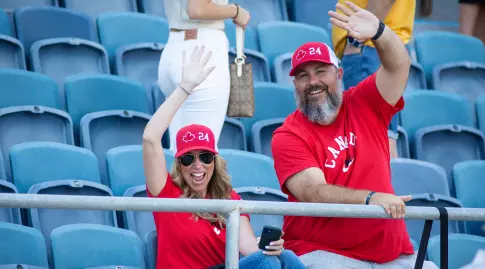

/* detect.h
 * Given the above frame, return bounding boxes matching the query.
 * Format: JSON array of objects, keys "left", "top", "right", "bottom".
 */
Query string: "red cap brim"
[
  {"left": 175, "top": 146, "right": 218, "bottom": 158},
  {"left": 289, "top": 59, "right": 336, "bottom": 76}
]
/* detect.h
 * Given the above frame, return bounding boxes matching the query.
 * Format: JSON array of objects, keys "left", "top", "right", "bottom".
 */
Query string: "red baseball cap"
[
  {"left": 289, "top": 42, "right": 339, "bottom": 76},
  {"left": 175, "top": 124, "right": 218, "bottom": 158}
]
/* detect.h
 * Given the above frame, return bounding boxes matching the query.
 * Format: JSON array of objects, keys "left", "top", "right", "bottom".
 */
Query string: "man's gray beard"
[{"left": 296, "top": 89, "right": 343, "bottom": 125}]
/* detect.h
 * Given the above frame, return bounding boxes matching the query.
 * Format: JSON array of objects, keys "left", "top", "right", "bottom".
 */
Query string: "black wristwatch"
[
  {"left": 372, "top": 20, "right": 385, "bottom": 41},
  {"left": 347, "top": 36, "right": 362, "bottom": 48}
]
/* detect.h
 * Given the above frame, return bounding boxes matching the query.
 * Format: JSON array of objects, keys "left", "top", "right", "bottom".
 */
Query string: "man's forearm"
[
  {"left": 372, "top": 24, "right": 411, "bottom": 73},
  {"left": 366, "top": 0, "right": 395, "bottom": 21},
  {"left": 308, "top": 183, "right": 371, "bottom": 204}
]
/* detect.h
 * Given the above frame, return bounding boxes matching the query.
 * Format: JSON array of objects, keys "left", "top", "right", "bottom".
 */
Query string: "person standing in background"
[
  {"left": 158, "top": 0, "right": 251, "bottom": 153},
  {"left": 332, "top": 0, "right": 415, "bottom": 158},
  {"left": 459, "top": 0, "right": 485, "bottom": 44}
]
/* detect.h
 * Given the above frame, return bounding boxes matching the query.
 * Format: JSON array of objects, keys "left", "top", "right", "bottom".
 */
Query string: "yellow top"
[{"left": 331, "top": 0, "right": 416, "bottom": 59}]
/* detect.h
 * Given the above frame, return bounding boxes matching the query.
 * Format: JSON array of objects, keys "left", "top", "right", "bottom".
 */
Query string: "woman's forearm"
[{"left": 186, "top": 0, "right": 237, "bottom": 20}]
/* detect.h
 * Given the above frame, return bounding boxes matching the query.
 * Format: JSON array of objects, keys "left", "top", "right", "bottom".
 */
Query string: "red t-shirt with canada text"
[
  {"left": 147, "top": 175, "right": 249, "bottom": 269},
  {"left": 271, "top": 74, "right": 414, "bottom": 263}
]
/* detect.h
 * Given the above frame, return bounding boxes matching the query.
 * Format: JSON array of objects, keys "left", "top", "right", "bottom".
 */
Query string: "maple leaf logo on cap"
[
  {"left": 182, "top": 131, "right": 195, "bottom": 143},
  {"left": 295, "top": 49, "right": 306, "bottom": 61}
]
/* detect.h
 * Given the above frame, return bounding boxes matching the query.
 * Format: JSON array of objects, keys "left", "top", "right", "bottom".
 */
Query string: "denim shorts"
[{"left": 341, "top": 46, "right": 399, "bottom": 140}]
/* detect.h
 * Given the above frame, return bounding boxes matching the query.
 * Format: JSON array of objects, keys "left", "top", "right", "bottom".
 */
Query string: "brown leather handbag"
[{"left": 227, "top": 26, "right": 255, "bottom": 118}]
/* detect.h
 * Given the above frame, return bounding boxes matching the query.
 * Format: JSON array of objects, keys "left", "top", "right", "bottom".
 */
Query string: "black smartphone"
[{"left": 258, "top": 226, "right": 282, "bottom": 251}]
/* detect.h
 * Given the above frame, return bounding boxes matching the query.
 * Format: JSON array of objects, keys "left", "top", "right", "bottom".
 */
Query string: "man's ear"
[{"left": 337, "top": 67, "right": 343, "bottom": 81}]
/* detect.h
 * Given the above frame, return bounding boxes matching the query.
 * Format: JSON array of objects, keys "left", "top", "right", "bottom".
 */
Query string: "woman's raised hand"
[{"left": 180, "top": 45, "right": 216, "bottom": 93}]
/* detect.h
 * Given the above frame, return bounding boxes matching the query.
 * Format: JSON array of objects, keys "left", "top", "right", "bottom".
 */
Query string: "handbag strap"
[{"left": 235, "top": 25, "right": 245, "bottom": 77}]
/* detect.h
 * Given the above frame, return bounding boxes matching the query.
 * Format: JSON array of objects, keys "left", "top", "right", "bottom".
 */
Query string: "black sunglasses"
[{"left": 179, "top": 152, "right": 215, "bottom": 166}]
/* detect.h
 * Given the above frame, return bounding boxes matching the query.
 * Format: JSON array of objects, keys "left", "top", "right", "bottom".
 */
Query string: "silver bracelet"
[{"left": 179, "top": 84, "right": 191, "bottom": 95}]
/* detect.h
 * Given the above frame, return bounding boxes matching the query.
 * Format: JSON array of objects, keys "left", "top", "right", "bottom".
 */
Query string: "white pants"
[{"left": 157, "top": 28, "right": 230, "bottom": 152}]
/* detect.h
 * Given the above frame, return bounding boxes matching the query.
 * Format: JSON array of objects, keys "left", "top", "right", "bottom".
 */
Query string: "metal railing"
[{"left": 1, "top": 193, "right": 485, "bottom": 269}]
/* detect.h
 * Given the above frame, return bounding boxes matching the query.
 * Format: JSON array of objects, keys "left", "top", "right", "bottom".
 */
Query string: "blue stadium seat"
[
  {"left": 230, "top": 0, "right": 288, "bottom": 26},
  {"left": 406, "top": 62, "right": 427, "bottom": 92},
  {"left": 0, "top": 181, "right": 21, "bottom": 224},
  {"left": 10, "top": 142, "right": 102, "bottom": 193},
  {"left": 414, "top": 31, "right": 485, "bottom": 85},
  {"left": 145, "top": 230, "right": 157, "bottom": 269},
  {"left": 64, "top": 74, "right": 151, "bottom": 140},
  {"left": 218, "top": 149, "right": 280, "bottom": 189},
  {"left": 289, "top": 0, "right": 337, "bottom": 33},
  {"left": 61, "top": 0, "right": 138, "bottom": 22},
  {"left": 97, "top": 12, "right": 169, "bottom": 62},
  {"left": 30, "top": 38, "right": 110, "bottom": 99},
  {"left": 51, "top": 224, "right": 145, "bottom": 269},
  {"left": 453, "top": 160, "right": 485, "bottom": 237},
  {"left": 432, "top": 61, "right": 485, "bottom": 104},
  {"left": 0, "top": 8, "right": 12, "bottom": 36},
  {"left": 0, "top": 69, "right": 62, "bottom": 109},
  {"left": 477, "top": 95, "right": 485, "bottom": 134},
  {"left": 0, "top": 35, "right": 26, "bottom": 69},
  {"left": 235, "top": 187, "right": 287, "bottom": 236},
  {"left": 427, "top": 234, "right": 485, "bottom": 269},
  {"left": 273, "top": 52, "right": 293, "bottom": 85},
  {"left": 391, "top": 158, "right": 450, "bottom": 196},
  {"left": 414, "top": 125, "right": 485, "bottom": 196},
  {"left": 225, "top": 22, "right": 259, "bottom": 51},
  {"left": 0, "top": 69, "right": 74, "bottom": 182},
  {"left": 137, "top": 0, "right": 166, "bottom": 17},
  {"left": 396, "top": 126, "right": 410, "bottom": 158},
  {"left": 412, "top": 20, "right": 459, "bottom": 36},
  {"left": 405, "top": 194, "right": 463, "bottom": 245},
  {"left": 14, "top": 6, "right": 96, "bottom": 52},
  {"left": 257, "top": 21, "right": 331, "bottom": 65},
  {"left": 107, "top": 145, "right": 173, "bottom": 238},
  {"left": 115, "top": 42, "right": 164, "bottom": 111},
  {"left": 400, "top": 91, "right": 474, "bottom": 143},
  {"left": 219, "top": 118, "right": 247, "bottom": 151},
  {"left": 251, "top": 118, "right": 284, "bottom": 158},
  {"left": 80, "top": 110, "right": 151, "bottom": 185},
  {"left": 151, "top": 81, "right": 166, "bottom": 112},
  {"left": 0, "top": 1, "right": 58, "bottom": 16},
  {"left": 228, "top": 48, "right": 271, "bottom": 82},
  {"left": 106, "top": 145, "right": 174, "bottom": 196},
  {"left": 0, "top": 222, "right": 49, "bottom": 268},
  {"left": 239, "top": 82, "right": 295, "bottom": 140}
]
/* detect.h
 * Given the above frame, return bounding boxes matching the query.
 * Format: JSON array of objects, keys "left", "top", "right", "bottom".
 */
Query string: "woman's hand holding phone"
[{"left": 257, "top": 226, "right": 285, "bottom": 256}]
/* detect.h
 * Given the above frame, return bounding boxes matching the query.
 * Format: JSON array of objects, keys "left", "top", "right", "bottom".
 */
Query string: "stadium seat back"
[
  {"left": 51, "top": 224, "right": 145, "bottom": 269},
  {"left": 218, "top": 149, "right": 280, "bottom": 189},
  {"left": 81, "top": 111, "right": 150, "bottom": 185},
  {"left": 0, "top": 181, "right": 21, "bottom": 224},
  {"left": 235, "top": 187, "right": 287, "bottom": 235},
  {"left": 453, "top": 160, "right": 485, "bottom": 237},
  {"left": 123, "top": 186, "right": 155, "bottom": 241},
  {"left": 230, "top": 0, "right": 288, "bottom": 26},
  {"left": 0, "top": 36, "right": 26, "bottom": 70},
  {"left": 137, "top": 0, "right": 166, "bottom": 17},
  {"left": 414, "top": 125, "right": 485, "bottom": 196},
  {"left": 414, "top": 31, "right": 485, "bottom": 84},
  {"left": 400, "top": 91, "right": 474, "bottom": 140},
  {"left": 10, "top": 142, "right": 101, "bottom": 193},
  {"left": 97, "top": 12, "right": 169, "bottom": 60},
  {"left": 427, "top": 234, "right": 485, "bottom": 269},
  {"left": 30, "top": 38, "right": 110, "bottom": 100},
  {"left": 0, "top": 8, "right": 12, "bottom": 36},
  {"left": 0, "top": 222, "right": 49, "bottom": 268},
  {"left": 0, "top": 107, "right": 74, "bottom": 182},
  {"left": 219, "top": 118, "right": 247, "bottom": 151},
  {"left": 257, "top": 21, "right": 331, "bottom": 64},
  {"left": 14, "top": 6, "right": 96, "bottom": 51},
  {"left": 62, "top": 0, "right": 138, "bottom": 22},
  {"left": 391, "top": 158, "right": 450, "bottom": 196},
  {"left": 406, "top": 62, "right": 427, "bottom": 92},
  {"left": 251, "top": 118, "right": 284, "bottom": 158},
  {"left": 225, "top": 22, "right": 259, "bottom": 51},
  {"left": 273, "top": 53, "right": 293, "bottom": 85},
  {"left": 477, "top": 95, "right": 485, "bottom": 134},
  {"left": 289, "top": 0, "right": 337, "bottom": 33}
]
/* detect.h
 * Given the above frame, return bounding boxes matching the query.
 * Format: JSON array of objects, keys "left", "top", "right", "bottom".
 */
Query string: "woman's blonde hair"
[{"left": 171, "top": 154, "right": 232, "bottom": 228}]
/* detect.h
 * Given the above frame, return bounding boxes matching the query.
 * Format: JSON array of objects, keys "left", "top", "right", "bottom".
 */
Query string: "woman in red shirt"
[{"left": 143, "top": 45, "right": 305, "bottom": 269}]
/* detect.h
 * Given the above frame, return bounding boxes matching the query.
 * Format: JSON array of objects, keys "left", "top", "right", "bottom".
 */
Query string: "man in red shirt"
[{"left": 271, "top": 2, "right": 437, "bottom": 268}]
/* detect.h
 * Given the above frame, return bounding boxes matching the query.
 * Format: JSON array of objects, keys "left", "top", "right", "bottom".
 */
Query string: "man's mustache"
[{"left": 305, "top": 84, "right": 329, "bottom": 95}]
